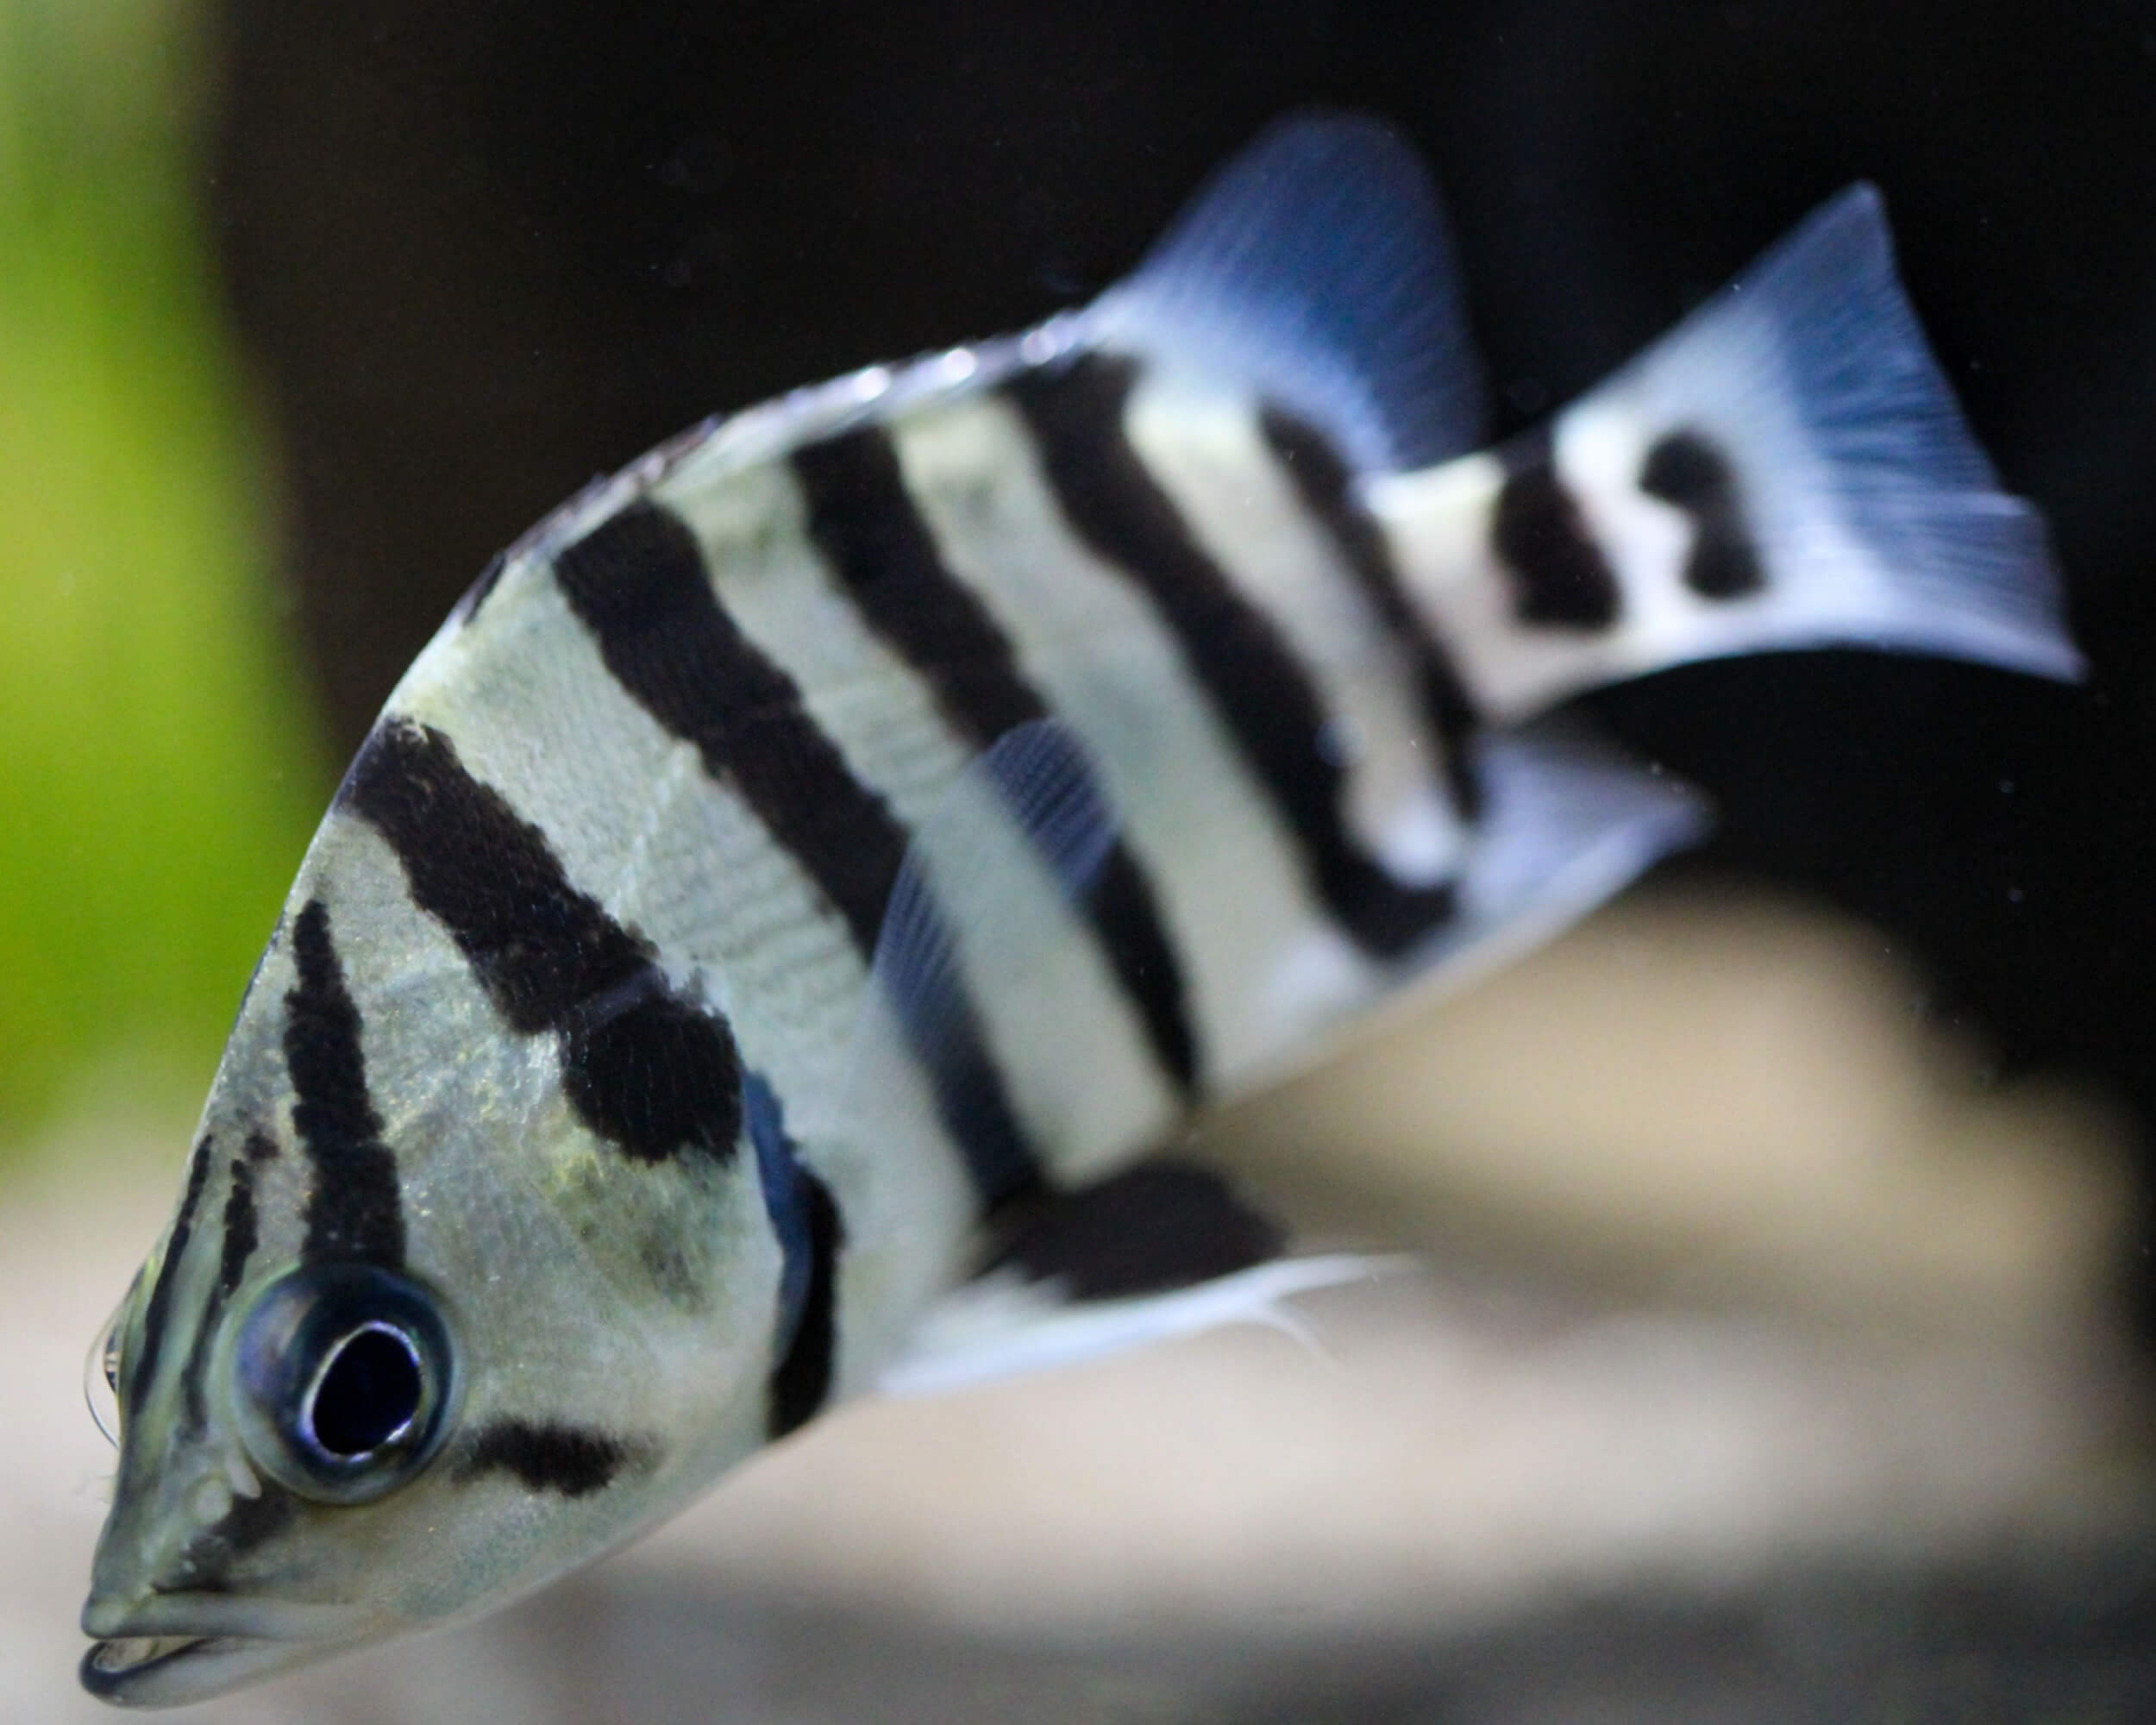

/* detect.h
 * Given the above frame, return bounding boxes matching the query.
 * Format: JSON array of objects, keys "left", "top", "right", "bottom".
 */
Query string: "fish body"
[{"left": 80, "top": 114, "right": 2078, "bottom": 1704}]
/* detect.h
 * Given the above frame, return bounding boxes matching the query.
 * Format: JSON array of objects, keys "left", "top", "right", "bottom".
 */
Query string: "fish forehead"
[
  {"left": 271, "top": 820, "right": 772, "bottom": 1326},
  {"left": 129, "top": 815, "right": 775, "bottom": 1439}
]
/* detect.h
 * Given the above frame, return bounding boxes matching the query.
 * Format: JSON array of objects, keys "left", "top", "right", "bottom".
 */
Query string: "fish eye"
[{"left": 230, "top": 1264, "right": 459, "bottom": 1504}]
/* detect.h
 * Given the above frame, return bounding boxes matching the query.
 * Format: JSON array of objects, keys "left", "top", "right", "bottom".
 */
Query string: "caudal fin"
[{"left": 1372, "top": 185, "right": 2083, "bottom": 718}]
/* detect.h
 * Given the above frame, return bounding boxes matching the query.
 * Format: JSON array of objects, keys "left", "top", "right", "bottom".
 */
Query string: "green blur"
[{"left": 0, "top": 0, "right": 327, "bottom": 1149}]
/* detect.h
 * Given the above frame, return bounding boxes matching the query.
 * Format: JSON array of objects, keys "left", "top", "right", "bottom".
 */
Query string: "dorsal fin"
[{"left": 1087, "top": 110, "right": 1486, "bottom": 474}]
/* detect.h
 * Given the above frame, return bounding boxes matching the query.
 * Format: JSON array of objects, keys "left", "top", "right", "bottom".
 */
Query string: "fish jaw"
[
  {"left": 79, "top": 1593, "right": 372, "bottom": 1708},
  {"left": 78, "top": 1633, "right": 340, "bottom": 1709}
]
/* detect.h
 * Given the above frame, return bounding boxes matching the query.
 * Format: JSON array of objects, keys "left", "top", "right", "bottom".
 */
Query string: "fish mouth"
[
  {"left": 81, "top": 1635, "right": 277, "bottom": 1707},
  {"left": 79, "top": 1595, "right": 363, "bottom": 1708},
  {"left": 78, "top": 1632, "right": 344, "bottom": 1708}
]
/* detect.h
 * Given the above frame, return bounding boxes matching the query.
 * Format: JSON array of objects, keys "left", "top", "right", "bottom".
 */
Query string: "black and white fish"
[{"left": 78, "top": 114, "right": 2078, "bottom": 1705}]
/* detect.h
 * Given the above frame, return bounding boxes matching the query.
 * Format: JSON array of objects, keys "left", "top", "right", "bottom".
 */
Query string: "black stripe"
[
  {"left": 216, "top": 1157, "right": 260, "bottom": 1302},
  {"left": 1639, "top": 430, "right": 1765, "bottom": 600},
  {"left": 766, "top": 1166, "right": 844, "bottom": 1440},
  {"left": 180, "top": 1133, "right": 281, "bottom": 1429},
  {"left": 343, "top": 721, "right": 743, "bottom": 1168},
  {"left": 991, "top": 1161, "right": 1285, "bottom": 1302},
  {"left": 128, "top": 1137, "right": 212, "bottom": 1406},
  {"left": 742, "top": 1051, "right": 842, "bottom": 1443},
  {"left": 1492, "top": 429, "right": 1623, "bottom": 629},
  {"left": 791, "top": 427, "right": 1200, "bottom": 1096},
  {"left": 1259, "top": 408, "right": 1486, "bottom": 819},
  {"left": 209, "top": 1481, "right": 295, "bottom": 1554},
  {"left": 1007, "top": 355, "right": 1456, "bottom": 959},
  {"left": 217, "top": 1132, "right": 277, "bottom": 1300},
  {"left": 554, "top": 500, "right": 899, "bottom": 952},
  {"left": 792, "top": 429, "right": 1044, "bottom": 742},
  {"left": 285, "top": 900, "right": 406, "bottom": 1265},
  {"left": 454, "top": 1419, "right": 650, "bottom": 1497},
  {"left": 553, "top": 499, "right": 1044, "bottom": 1210}
]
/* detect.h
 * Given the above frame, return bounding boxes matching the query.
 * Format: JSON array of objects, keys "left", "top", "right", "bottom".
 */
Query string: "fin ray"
[
  {"left": 880, "top": 1251, "right": 1401, "bottom": 1397},
  {"left": 1579, "top": 183, "right": 2080, "bottom": 681},
  {"left": 837, "top": 719, "right": 1128, "bottom": 1201},
  {"left": 1400, "top": 724, "right": 1709, "bottom": 999},
  {"left": 859, "top": 718, "right": 1121, "bottom": 1078},
  {"left": 1088, "top": 110, "right": 1485, "bottom": 473}
]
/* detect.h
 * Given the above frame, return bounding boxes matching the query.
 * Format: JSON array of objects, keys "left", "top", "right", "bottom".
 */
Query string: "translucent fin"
[
  {"left": 879, "top": 1250, "right": 1404, "bottom": 1398},
  {"left": 1557, "top": 184, "right": 2080, "bottom": 683},
  {"left": 861, "top": 718, "right": 1118, "bottom": 1075},
  {"left": 1087, "top": 110, "right": 1485, "bottom": 472},
  {"left": 1401, "top": 724, "right": 1710, "bottom": 997},
  {"left": 743, "top": 1070, "right": 815, "bottom": 1357},
  {"left": 837, "top": 720, "right": 1124, "bottom": 1199}
]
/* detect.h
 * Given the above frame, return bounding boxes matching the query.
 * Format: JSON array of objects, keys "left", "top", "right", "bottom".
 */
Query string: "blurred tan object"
[
  {"left": 626, "top": 889, "right": 2142, "bottom": 1639},
  {"left": 649, "top": 1272, "right": 2133, "bottom": 1645},
  {"left": 1198, "top": 888, "right": 2138, "bottom": 1339}
]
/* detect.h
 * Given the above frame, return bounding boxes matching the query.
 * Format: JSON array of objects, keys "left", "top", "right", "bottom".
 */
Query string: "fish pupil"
[{"left": 308, "top": 1326, "right": 422, "bottom": 1458}]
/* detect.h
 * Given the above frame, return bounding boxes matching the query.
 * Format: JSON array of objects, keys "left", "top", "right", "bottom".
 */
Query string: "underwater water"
[{"left": 4, "top": 2, "right": 2154, "bottom": 1719}]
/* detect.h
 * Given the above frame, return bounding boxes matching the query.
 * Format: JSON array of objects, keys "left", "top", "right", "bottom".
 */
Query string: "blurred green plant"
[{"left": 0, "top": 0, "right": 327, "bottom": 1151}]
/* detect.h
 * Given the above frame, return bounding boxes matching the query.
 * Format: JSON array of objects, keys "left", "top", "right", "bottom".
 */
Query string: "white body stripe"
[
  {"left": 655, "top": 454, "right": 1181, "bottom": 1186},
  {"left": 1360, "top": 453, "right": 1560, "bottom": 718},
  {"left": 1368, "top": 436, "right": 1755, "bottom": 720},
  {"left": 892, "top": 392, "right": 1378, "bottom": 1089},
  {"left": 1125, "top": 369, "right": 1468, "bottom": 885}
]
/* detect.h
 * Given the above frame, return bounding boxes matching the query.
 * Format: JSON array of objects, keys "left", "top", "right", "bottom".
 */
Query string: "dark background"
[{"left": 204, "top": 0, "right": 2156, "bottom": 1329}]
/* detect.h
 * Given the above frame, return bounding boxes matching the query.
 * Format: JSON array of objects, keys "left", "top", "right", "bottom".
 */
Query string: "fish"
[{"left": 78, "top": 111, "right": 2079, "bottom": 1705}]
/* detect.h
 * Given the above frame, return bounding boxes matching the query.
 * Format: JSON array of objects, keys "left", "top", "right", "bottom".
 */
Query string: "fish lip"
[
  {"left": 78, "top": 1633, "right": 327, "bottom": 1708},
  {"left": 79, "top": 1634, "right": 224, "bottom": 1703},
  {"left": 78, "top": 1595, "right": 367, "bottom": 1708}
]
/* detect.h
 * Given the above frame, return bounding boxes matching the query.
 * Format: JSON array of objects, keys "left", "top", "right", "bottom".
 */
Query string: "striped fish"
[{"left": 79, "top": 114, "right": 2078, "bottom": 1705}]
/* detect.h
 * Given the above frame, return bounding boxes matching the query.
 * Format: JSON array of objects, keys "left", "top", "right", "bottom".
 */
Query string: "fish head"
[{"left": 82, "top": 818, "right": 791, "bottom": 1706}]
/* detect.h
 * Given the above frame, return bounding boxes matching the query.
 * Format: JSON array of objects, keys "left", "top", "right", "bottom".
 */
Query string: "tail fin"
[{"left": 1372, "top": 185, "right": 2082, "bottom": 718}]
